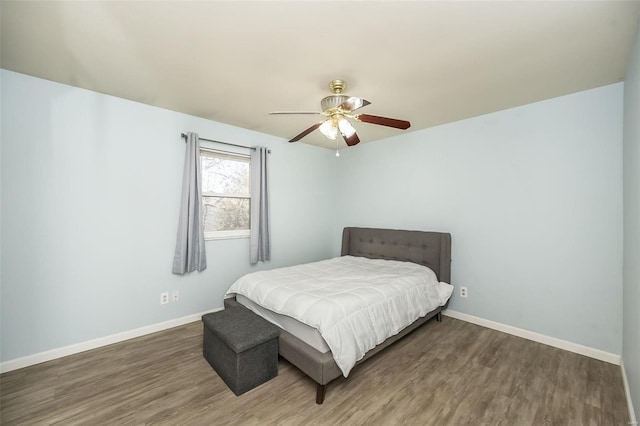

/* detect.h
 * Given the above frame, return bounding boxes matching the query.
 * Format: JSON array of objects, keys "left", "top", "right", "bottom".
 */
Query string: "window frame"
[{"left": 200, "top": 148, "right": 251, "bottom": 241}]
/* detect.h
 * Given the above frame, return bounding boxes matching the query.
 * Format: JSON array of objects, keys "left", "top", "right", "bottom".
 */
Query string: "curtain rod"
[{"left": 181, "top": 133, "right": 270, "bottom": 153}]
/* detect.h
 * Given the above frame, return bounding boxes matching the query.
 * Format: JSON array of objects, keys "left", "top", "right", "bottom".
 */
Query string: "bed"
[{"left": 224, "top": 227, "right": 452, "bottom": 404}]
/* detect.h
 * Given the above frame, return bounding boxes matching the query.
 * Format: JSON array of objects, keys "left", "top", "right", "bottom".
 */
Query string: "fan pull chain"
[{"left": 335, "top": 139, "right": 340, "bottom": 157}]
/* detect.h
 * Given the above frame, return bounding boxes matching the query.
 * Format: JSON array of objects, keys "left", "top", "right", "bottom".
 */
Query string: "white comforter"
[{"left": 225, "top": 256, "right": 453, "bottom": 377}]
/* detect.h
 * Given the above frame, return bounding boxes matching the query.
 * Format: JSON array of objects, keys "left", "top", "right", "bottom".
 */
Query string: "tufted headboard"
[{"left": 341, "top": 227, "right": 452, "bottom": 283}]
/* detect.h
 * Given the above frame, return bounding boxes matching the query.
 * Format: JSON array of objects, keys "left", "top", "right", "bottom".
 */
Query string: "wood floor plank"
[{"left": 0, "top": 317, "right": 630, "bottom": 425}]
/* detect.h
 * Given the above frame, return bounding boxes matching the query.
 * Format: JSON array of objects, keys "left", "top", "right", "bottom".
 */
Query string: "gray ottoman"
[{"left": 202, "top": 306, "right": 280, "bottom": 396}]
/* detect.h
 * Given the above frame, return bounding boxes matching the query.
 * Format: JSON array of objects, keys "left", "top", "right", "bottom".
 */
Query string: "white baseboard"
[
  {"left": 1, "top": 308, "right": 624, "bottom": 376},
  {"left": 443, "top": 309, "right": 621, "bottom": 365},
  {"left": 621, "top": 359, "right": 638, "bottom": 425},
  {"left": 0, "top": 308, "right": 222, "bottom": 374}
]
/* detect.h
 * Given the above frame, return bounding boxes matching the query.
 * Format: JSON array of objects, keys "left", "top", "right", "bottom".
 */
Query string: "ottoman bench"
[{"left": 202, "top": 306, "right": 280, "bottom": 396}]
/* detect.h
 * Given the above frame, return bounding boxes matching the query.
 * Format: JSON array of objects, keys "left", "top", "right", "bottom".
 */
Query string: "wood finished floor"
[{"left": 0, "top": 317, "right": 629, "bottom": 426}]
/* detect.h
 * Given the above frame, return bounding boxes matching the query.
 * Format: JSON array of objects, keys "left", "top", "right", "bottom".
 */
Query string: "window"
[{"left": 200, "top": 149, "right": 250, "bottom": 239}]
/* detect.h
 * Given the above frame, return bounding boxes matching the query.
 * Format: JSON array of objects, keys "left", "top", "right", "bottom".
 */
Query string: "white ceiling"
[{"left": 2, "top": 1, "right": 639, "bottom": 149}]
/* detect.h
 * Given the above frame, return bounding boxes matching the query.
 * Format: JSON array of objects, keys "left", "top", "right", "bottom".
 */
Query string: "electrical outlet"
[
  {"left": 172, "top": 290, "right": 179, "bottom": 302},
  {"left": 160, "top": 292, "right": 169, "bottom": 305},
  {"left": 460, "top": 287, "right": 468, "bottom": 298}
]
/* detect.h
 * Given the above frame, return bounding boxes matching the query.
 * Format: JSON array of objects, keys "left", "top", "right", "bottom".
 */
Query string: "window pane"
[
  {"left": 203, "top": 196, "right": 250, "bottom": 232},
  {"left": 201, "top": 155, "right": 249, "bottom": 195}
]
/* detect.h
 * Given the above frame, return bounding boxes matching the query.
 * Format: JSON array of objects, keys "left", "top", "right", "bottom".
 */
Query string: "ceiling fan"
[{"left": 270, "top": 80, "right": 411, "bottom": 147}]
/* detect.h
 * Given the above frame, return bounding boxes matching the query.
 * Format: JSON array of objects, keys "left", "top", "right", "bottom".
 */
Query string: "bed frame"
[{"left": 225, "top": 227, "right": 452, "bottom": 404}]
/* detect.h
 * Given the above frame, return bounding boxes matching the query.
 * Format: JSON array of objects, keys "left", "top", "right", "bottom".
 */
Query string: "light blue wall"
[
  {"left": 335, "top": 84, "right": 624, "bottom": 354},
  {"left": 623, "top": 23, "right": 640, "bottom": 418},
  {"left": 0, "top": 70, "right": 337, "bottom": 362},
  {"left": 0, "top": 69, "right": 628, "bottom": 366}
]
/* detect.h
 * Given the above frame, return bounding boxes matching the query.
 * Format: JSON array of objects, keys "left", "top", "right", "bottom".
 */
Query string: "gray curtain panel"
[
  {"left": 250, "top": 146, "right": 270, "bottom": 264},
  {"left": 172, "top": 132, "right": 207, "bottom": 274}
]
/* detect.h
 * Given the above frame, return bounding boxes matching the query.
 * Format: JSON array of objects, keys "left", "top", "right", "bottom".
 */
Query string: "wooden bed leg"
[
  {"left": 436, "top": 312, "right": 442, "bottom": 322},
  {"left": 316, "top": 384, "right": 326, "bottom": 404}
]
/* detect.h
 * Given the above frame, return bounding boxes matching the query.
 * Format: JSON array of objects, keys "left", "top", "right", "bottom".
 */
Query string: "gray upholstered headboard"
[{"left": 341, "top": 227, "right": 452, "bottom": 283}]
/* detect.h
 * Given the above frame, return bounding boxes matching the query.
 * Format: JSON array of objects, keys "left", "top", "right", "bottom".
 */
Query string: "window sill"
[{"left": 205, "top": 230, "right": 250, "bottom": 241}]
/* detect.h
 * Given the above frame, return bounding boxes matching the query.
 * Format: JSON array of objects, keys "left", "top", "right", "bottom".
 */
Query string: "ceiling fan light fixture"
[
  {"left": 319, "top": 119, "right": 338, "bottom": 140},
  {"left": 338, "top": 117, "right": 356, "bottom": 138},
  {"left": 273, "top": 79, "right": 411, "bottom": 145}
]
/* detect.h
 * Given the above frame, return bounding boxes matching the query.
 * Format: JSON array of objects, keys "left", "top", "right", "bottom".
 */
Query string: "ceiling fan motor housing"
[{"left": 321, "top": 95, "right": 349, "bottom": 112}]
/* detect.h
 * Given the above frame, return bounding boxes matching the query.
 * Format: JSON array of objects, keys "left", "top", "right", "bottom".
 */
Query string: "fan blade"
[
  {"left": 269, "top": 111, "right": 322, "bottom": 115},
  {"left": 337, "top": 97, "right": 371, "bottom": 113},
  {"left": 289, "top": 122, "right": 322, "bottom": 142},
  {"left": 355, "top": 114, "right": 411, "bottom": 130},
  {"left": 341, "top": 129, "right": 360, "bottom": 147}
]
